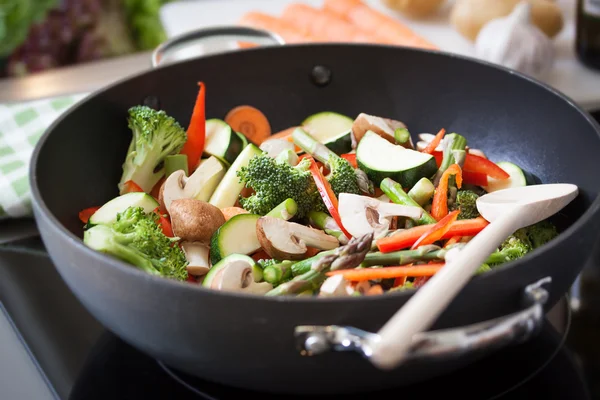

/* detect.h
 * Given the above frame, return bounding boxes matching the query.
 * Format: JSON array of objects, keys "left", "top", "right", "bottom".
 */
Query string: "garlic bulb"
[{"left": 475, "top": 1, "right": 555, "bottom": 79}]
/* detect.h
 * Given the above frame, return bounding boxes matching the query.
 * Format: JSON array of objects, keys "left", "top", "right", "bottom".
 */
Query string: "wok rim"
[{"left": 29, "top": 42, "right": 600, "bottom": 306}]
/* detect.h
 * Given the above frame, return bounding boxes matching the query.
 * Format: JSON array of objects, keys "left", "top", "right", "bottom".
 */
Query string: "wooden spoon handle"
[{"left": 370, "top": 208, "right": 526, "bottom": 370}]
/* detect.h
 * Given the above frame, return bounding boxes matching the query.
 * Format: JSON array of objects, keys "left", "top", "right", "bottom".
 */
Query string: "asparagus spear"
[
  {"left": 266, "top": 198, "right": 298, "bottom": 220},
  {"left": 362, "top": 244, "right": 464, "bottom": 266},
  {"left": 308, "top": 211, "right": 349, "bottom": 245},
  {"left": 263, "top": 260, "right": 294, "bottom": 285},
  {"left": 380, "top": 178, "right": 436, "bottom": 225},
  {"left": 266, "top": 233, "right": 373, "bottom": 296},
  {"left": 434, "top": 133, "right": 467, "bottom": 185},
  {"left": 407, "top": 177, "right": 435, "bottom": 206}
]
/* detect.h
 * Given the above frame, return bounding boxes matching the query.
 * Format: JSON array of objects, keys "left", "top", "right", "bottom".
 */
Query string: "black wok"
[{"left": 29, "top": 27, "right": 600, "bottom": 395}]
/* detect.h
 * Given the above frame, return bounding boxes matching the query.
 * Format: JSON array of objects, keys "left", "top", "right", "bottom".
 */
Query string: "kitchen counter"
[{"left": 0, "top": 51, "right": 153, "bottom": 104}]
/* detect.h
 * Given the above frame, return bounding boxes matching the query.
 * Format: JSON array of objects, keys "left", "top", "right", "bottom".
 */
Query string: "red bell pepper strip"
[
  {"left": 307, "top": 156, "right": 352, "bottom": 240},
  {"left": 186, "top": 273, "right": 197, "bottom": 283},
  {"left": 413, "top": 276, "right": 430, "bottom": 288},
  {"left": 431, "top": 164, "right": 463, "bottom": 221},
  {"left": 463, "top": 153, "right": 509, "bottom": 179},
  {"left": 340, "top": 153, "right": 357, "bottom": 168},
  {"left": 462, "top": 170, "right": 488, "bottom": 187},
  {"left": 180, "top": 82, "right": 206, "bottom": 173},
  {"left": 153, "top": 208, "right": 174, "bottom": 237},
  {"left": 422, "top": 128, "right": 446, "bottom": 154},
  {"left": 411, "top": 210, "right": 460, "bottom": 249},
  {"left": 122, "top": 180, "right": 144, "bottom": 193},
  {"left": 432, "top": 151, "right": 509, "bottom": 180},
  {"left": 376, "top": 217, "right": 489, "bottom": 252},
  {"left": 78, "top": 206, "right": 101, "bottom": 224},
  {"left": 393, "top": 274, "right": 408, "bottom": 287}
]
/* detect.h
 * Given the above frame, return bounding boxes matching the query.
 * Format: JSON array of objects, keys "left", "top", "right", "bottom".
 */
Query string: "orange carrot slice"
[
  {"left": 221, "top": 207, "right": 249, "bottom": 221},
  {"left": 225, "top": 105, "right": 272, "bottom": 145}
]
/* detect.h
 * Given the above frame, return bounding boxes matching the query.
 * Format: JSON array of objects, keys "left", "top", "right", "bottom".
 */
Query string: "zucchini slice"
[
  {"left": 301, "top": 111, "right": 353, "bottom": 155},
  {"left": 356, "top": 131, "right": 437, "bottom": 188},
  {"left": 484, "top": 161, "right": 538, "bottom": 193},
  {"left": 208, "top": 143, "right": 263, "bottom": 209},
  {"left": 204, "top": 119, "right": 245, "bottom": 165},
  {"left": 88, "top": 192, "right": 159, "bottom": 226},
  {"left": 209, "top": 213, "right": 261, "bottom": 265}
]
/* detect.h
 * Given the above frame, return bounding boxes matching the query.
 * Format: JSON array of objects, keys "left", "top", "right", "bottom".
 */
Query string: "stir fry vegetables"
[{"left": 79, "top": 84, "right": 561, "bottom": 297}]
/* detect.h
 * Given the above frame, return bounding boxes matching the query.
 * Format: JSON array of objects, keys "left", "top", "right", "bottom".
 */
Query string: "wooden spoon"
[{"left": 369, "top": 183, "right": 579, "bottom": 370}]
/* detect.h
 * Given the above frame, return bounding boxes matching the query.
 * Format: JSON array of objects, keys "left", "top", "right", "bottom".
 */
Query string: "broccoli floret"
[
  {"left": 292, "top": 127, "right": 362, "bottom": 197},
  {"left": 326, "top": 156, "right": 362, "bottom": 197},
  {"left": 237, "top": 154, "right": 323, "bottom": 218},
  {"left": 487, "top": 228, "right": 533, "bottom": 266},
  {"left": 527, "top": 220, "right": 559, "bottom": 249},
  {"left": 118, "top": 105, "right": 187, "bottom": 194},
  {"left": 83, "top": 207, "right": 188, "bottom": 281},
  {"left": 451, "top": 190, "right": 480, "bottom": 220}
]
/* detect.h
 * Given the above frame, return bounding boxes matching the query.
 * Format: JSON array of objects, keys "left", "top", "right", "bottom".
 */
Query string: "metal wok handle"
[
  {"left": 151, "top": 26, "right": 286, "bottom": 68},
  {"left": 295, "top": 277, "right": 551, "bottom": 366}
]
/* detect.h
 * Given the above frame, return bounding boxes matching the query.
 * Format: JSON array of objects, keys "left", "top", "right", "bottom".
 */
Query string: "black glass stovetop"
[{"left": 65, "top": 306, "right": 589, "bottom": 400}]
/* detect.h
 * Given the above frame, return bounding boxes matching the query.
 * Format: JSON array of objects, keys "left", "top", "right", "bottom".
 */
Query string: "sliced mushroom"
[
  {"left": 319, "top": 275, "right": 354, "bottom": 297},
  {"left": 352, "top": 113, "right": 408, "bottom": 146},
  {"left": 181, "top": 241, "right": 210, "bottom": 276},
  {"left": 159, "top": 156, "right": 225, "bottom": 213},
  {"left": 169, "top": 198, "right": 225, "bottom": 243},
  {"left": 256, "top": 216, "right": 340, "bottom": 261},
  {"left": 338, "top": 193, "right": 423, "bottom": 239},
  {"left": 210, "top": 259, "right": 273, "bottom": 294}
]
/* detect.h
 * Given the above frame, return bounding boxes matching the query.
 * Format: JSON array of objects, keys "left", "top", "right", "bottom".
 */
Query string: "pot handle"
[
  {"left": 294, "top": 277, "right": 551, "bottom": 366},
  {"left": 151, "top": 26, "right": 286, "bottom": 68}
]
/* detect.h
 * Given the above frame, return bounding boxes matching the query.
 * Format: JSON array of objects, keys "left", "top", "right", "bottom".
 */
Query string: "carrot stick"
[
  {"left": 225, "top": 105, "right": 272, "bottom": 145},
  {"left": 180, "top": 82, "right": 206, "bottom": 173},
  {"left": 326, "top": 263, "right": 445, "bottom": 281},
  {"left": 238, "top": 12, "right": 317, "bottom": 43},
  {"left": 431, "top": 164, "right": 463, "bottom": 221},
  {"left": 323, "top": 0, "right": 438, "bottom": 50},
  {"left": 422, "top": 128, "right": 445, "bottom": 154},
  {"left": 280, "top": 4, "right": 387, "bottom": 44},
  {"left": 411, "top": 210, "right": 460, "bottom": 249},
  {"left": 221, "top": 207, "right": 249, "bottom": 221},
  {"left": 444, "top": 236, "right": 461, "bottom": 247},
  {"left": 393, "top": 276, "right": 407, "bottom": 287},
  {"left": 376, "top": 217, "right": 489, "bottom": 252}
]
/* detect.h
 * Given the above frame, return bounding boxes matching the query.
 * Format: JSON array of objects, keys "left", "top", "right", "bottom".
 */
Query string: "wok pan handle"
[
  {"left": 151, "top": 26, "right": 286, "bottom": 68},
  {"left": 294, "top": 277, "right": 551, "bottom": 366}
]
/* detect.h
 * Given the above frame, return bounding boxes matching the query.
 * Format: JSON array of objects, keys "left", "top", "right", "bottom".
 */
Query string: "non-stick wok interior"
[{"left": 35, "top": 44, "right": 600, "bottom": 261}]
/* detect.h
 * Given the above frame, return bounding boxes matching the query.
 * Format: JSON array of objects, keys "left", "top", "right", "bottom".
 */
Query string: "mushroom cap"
[
  {"left": 352, "top": 113, "right": 402, "bottom": 144},
  {"left": 256, "top": 216, "right": 339, "bottom": 261},
  {"left": 160, "top": 170, "right": 186, "bottom": 214},
  {"left": 210, "top": 259, "right": 273, "bottom": 294},
  {"left": 257, "top": 217, "right": 307, "bottom": 260},
  {"left": 170, "top": 198, "right": 226, "bottom": 243}
]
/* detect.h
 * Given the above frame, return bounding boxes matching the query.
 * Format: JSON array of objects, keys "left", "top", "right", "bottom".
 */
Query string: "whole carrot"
[{"left": 323, "top": 0, "right": 438, "bottom": 50}]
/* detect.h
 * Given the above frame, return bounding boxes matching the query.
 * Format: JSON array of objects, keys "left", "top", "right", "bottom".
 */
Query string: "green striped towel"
[{"left": 0, "top": 93, "right": 89, "bottom": 219}]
